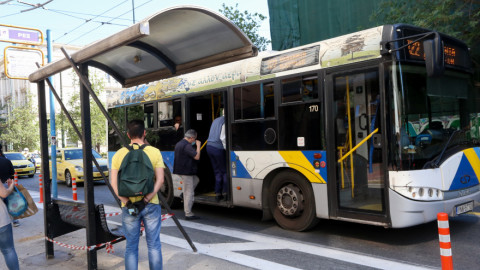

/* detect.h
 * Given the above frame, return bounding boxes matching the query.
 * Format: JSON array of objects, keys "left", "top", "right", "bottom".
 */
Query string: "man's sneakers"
[
  {"left": 185, "top": 216, "right": 200, "bottom": 221},
  {"left": 13, "top": 220, "right": 20, "bottom": 227}
]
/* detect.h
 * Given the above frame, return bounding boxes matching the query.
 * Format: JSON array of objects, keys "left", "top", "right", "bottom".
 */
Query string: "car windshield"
[
  {"left": 390, "top": 64, "right": 480, "bottom": 170},
  {"left": 4, "top": 153, "right": 27, "bottom": 160},
  {"left": 63, "top": 149, "right": 102, "bottom": 160}
]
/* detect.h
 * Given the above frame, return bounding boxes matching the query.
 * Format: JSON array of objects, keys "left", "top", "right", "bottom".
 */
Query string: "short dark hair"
[{"left": 127, "top": 119, "right": 145, "bottom": 139}]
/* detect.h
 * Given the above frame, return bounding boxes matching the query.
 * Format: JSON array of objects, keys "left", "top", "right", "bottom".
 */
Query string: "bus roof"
[
  {"left": 107, "top": 26, "right": 384, "bottom": 108},
  {"left": 29, "top": 5, "right": 258, "bottom": 87}
]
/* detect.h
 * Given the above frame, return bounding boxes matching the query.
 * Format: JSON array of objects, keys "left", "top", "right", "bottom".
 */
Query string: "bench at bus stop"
[{"left": 46, "top": 199, "right": 124, "bottom": 250}]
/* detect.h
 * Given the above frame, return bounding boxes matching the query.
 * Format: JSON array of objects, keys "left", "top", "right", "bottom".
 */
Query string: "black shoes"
[
  {"left": 215, "top": 194, "right": 229, "bottom": 202},
  {"left": 185, "top": 216, "right": 200, "bottom": 220}
]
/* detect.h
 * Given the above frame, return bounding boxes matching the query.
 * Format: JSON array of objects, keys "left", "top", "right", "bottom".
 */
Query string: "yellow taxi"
[
  {"left": 50, "top": 148, "right": 109, "bottom": 187},
  {"left": 4, "top": 152, "right": 36, "bottom": 178}
]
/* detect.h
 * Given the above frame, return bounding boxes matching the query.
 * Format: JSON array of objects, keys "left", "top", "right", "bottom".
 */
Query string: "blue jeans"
[
  {"left": 0, "top": 224, "right": 19, "bottom": 270},
  {"left": 206, "top": 145, "right": 228, "bottom": 195},
  {"left": 122, "top": 203, "right": 163, "bottom": 270}
]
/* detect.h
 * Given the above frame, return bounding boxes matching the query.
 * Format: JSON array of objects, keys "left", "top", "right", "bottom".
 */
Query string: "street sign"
[
  {"left": 0, "top": 24, "right": 43, "bottom": 45},
  {"left": 4, "top": 46, "right": 44, "bottom": 80}
]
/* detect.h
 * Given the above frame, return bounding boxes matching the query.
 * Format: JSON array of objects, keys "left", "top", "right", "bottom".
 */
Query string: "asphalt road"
[{"left": 18, "top": 173, "right": 480, "bottom": 270}]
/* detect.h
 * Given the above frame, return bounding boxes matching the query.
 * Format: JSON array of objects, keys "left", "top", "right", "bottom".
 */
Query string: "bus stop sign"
[
  {"left": 4, "top": 46, "right": 44, "bottom": 80},
  {"left": 0, "top": 24, "right": 43, "bottom": 45}
]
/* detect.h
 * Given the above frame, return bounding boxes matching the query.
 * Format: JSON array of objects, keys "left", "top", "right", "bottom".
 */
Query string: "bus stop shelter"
[{"left": 28, "top": 6, "right": 257, "bottom": 269}]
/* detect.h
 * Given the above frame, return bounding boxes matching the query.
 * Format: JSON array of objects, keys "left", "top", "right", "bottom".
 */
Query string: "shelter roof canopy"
[{"left": 29, "top": 5, "right": 257, "bottom": 87}]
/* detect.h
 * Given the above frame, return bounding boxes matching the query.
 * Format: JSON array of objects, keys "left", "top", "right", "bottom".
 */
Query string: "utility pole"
[{"left": 131, "top": 0, "right": 135, "bottom": 24}]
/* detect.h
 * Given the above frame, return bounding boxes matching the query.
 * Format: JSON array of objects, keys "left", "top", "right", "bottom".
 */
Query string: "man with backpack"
[{"left": 111, "top": 119, "right": 165, "bottom": 270}]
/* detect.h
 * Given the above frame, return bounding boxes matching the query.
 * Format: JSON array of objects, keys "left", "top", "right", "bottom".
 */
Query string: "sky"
[{"left": 0, "top": 0, "right": 271, "bottom": 50}]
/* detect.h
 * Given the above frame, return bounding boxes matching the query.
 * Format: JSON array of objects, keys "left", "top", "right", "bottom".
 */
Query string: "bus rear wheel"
[
  {"left": 158, "top": 169, "right": 174, "bottom": 208},
  {"left": 270, "top": 171, "right": 318, "bottom": 231}
]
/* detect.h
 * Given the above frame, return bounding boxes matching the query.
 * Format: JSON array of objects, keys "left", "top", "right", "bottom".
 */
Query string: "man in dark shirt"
[
  {"left": 173, "top": 129, "right": 201, "bottom": 220},
  {"left": 0, "top": 144, "right": 15, "bottom": 183}
]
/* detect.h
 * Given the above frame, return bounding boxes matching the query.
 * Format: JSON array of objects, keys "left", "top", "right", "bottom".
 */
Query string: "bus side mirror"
[{"left": 424, "top": 34, "right": 444, "bottom": 77}]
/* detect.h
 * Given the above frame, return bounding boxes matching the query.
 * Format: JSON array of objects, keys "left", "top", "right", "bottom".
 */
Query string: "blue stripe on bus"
[
  {"left": 161, "top": 151, "right": 175, "bottom": 173},
  {"left": 449, "top": 154, "right": 479, "bottom": 190},
  {"left": 230, "top": 151, "right": 251, "bottom": 179},
  {"left": 300, "top": 150, "right": 328, "bottom": 183}
]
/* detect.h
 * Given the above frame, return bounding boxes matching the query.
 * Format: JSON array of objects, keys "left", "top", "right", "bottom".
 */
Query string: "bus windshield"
[{"left": 391, "top": 64, "right": 480, "bottom": 170}]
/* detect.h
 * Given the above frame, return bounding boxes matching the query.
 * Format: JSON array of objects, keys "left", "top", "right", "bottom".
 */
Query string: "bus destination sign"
[{"left": 405, "top": 39, "right": 470, "bottom": 69}]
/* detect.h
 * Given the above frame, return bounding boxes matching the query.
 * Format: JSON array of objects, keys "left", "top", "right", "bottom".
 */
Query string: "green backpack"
[{"left": 118, "top": 144, "right": 154, "bottom": 197}]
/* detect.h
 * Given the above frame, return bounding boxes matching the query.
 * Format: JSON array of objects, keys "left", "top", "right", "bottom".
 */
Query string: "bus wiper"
[{"left": 429, "top": 129, "right": 464, "bottom": 168}]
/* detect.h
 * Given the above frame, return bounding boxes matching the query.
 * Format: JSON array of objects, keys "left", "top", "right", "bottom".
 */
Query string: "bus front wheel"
[{"left": 270, "top": 171, "right": 318, "bottom": 231}]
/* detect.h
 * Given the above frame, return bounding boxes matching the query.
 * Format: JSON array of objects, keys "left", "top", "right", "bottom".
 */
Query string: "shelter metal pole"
[
  {"left": 35, "top": 63, "right": 121, "bottom": 207},
  {"left": 37, "top": 80, "right": 54, "bottom": 258},
  {"left": 61, "top": 47, "right": 198, "bottom": 253},
  {"left": 79, "top": 64, "right": 97, "bottom": 269}
]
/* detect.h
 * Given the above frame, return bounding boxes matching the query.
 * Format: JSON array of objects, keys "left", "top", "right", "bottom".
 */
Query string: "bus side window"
[
  {"left": 281, "top": 74, "right": 318, "bottom": 103},
  {"left": 144, "top": 103, "right": 154, "bottom": 129},
  {"left": 234, "top": 82, "right": 275, "bottom": 120}
]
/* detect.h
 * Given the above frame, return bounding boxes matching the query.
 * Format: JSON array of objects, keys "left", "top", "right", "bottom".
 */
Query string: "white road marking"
[{"left": 29, "top": 191, "right": 434, "bottom": 270}]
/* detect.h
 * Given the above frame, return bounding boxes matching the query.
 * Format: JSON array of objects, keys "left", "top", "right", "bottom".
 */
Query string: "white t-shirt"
[{"left": 0, "top": 198, "right": 11, "bottom": 228}]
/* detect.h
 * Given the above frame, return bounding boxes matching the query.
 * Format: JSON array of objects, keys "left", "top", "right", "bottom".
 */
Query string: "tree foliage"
[
  {"left": 219, "top": 3, "right": 271, "bottom": 51},
  {"left": 371, "top": 0, "right": 480, "bottom": 70},
  {"left": 2, "top": 94, "right": 39, "bottom": 151},
  {"left": 57, "top": 70, "right": 106, "bottom": 152}
]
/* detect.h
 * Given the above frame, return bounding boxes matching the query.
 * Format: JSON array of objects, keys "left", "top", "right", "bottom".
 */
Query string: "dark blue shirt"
[
  {"left": 173, "top": 139, "right": 198, "bottom": 175},
  {"left": 0, "top": 156, "right": 14, "bottom": 183}
]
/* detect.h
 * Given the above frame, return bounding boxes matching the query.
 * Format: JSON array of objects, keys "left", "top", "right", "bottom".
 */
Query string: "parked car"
[
  {"left": 50, "top": 148, "right": 109, "bottom": 187},
  {"left": 4, "top": 152, "right": 35, "bottom": 178}
]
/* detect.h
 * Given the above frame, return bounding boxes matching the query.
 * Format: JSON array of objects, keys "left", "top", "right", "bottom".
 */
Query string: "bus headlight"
[{"left": 393, "top": 186, "right": 444, "bottom": 201}]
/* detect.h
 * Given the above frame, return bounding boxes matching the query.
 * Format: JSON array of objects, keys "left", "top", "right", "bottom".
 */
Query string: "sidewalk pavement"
[{"left": 3, "top": 207, "right": 253, "bottom": 270}]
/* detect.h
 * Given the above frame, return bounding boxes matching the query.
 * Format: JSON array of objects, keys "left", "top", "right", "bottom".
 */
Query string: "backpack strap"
[
  {"left": 139, "top": 144, "right": 148, "bottom": 150},
  {"left": 126, "top": 144, "right": 136, "bottom": 151}
]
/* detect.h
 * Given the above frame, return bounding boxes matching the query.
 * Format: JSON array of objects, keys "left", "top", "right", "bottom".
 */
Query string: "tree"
[
  {"left": 371, "top": 0, "right": 480, "bottom": 78},
  {"left": 2, "top": 93, "right": 39, "bottom": 151},
  {"left": 219, "top": 3, "right": 271, "bottom": 51},
  {"left": 57, "top": 69, "right": 106, "bottom": 153}
]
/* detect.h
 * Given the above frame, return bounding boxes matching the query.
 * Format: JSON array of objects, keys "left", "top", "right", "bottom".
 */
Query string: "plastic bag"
[{"left": 6, "top": 186, "right": 28, "bottom": 217}]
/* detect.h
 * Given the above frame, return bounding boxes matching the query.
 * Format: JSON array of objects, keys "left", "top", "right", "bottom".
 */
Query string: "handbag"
[
  {"left": 6, "top": 186, "right": 28, "bottom": 217},
  {"left": 14, "top": 184, "right": 38, "bottom": 219}
]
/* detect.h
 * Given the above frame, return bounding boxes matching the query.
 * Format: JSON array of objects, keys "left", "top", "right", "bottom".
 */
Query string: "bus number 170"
[{"left": 309, "top": 105, "right": 319, "bottom": 112}]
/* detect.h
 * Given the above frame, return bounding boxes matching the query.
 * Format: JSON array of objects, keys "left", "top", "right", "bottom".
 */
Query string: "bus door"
[
  {"left": 327, "top": 69, "right": 387, "bottom": 223},
  {"left": 185, "top": 91, "right": 227, "bottom": 202}
]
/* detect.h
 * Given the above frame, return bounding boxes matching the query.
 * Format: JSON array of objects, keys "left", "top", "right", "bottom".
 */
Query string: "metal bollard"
[
  {"left": 14, "top": 171, "right": 18, "bottom": 186},
  {"left": 38, "top": 174, "right": 44, "bottom": 203},
  {"left": 72, "top": 177, "right": 77, "bottom": 201},
  {"left": 437, "top": 212, "right": 453, "bottom": 270}
]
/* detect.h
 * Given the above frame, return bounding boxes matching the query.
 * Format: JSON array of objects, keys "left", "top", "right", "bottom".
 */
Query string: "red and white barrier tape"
[
  {"left": 105, "top": 212, "right": 122, "bottom": 218},
  {"left": 45, "top": 236, "right": 124, "bottom": 253},
  {"left": 45, "top": 213, "right": 174, "bottom": 253}
]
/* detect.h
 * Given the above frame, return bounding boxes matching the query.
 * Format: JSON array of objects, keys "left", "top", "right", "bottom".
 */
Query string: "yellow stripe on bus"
[
  {"left": 278, "top": 151, "right": 326, "bottom": 184},
  {"left": 464, "top": 149, "right": 480, "bottom": 180}
]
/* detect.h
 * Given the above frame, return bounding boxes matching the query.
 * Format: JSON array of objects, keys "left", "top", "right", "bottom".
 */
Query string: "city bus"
[{"left": 107, "top": 24, "right": 480, "bottom": 231}]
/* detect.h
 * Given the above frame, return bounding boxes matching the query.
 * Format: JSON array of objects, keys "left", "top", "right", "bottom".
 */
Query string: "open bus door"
[
  {"left": 185, "top": 90, "right": 229, "bottom": 205},
  {"left": 326, "top": 68, "right": 389, "bottom": 225}
]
